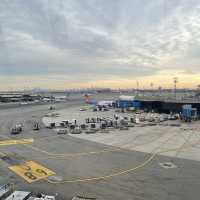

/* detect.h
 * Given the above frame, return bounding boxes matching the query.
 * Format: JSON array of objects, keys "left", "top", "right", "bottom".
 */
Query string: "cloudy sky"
[{"left": 0, "top": 0, "right": 200, "bottom": 90}]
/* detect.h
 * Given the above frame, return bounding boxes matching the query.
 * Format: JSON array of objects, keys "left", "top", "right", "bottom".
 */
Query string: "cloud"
[{"left": 0, "top": 0, "right": 200, "bottom": 89}]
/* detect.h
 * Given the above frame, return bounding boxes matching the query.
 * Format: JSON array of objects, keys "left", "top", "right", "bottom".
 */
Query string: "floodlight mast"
[{"left": 174, "top": 77, "right": 178, "bottom": 99}]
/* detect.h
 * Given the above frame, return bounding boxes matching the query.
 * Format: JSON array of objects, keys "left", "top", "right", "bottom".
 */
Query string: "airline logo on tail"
[{"left": 83, "top": 94, "right": 97, "bottom": 105}]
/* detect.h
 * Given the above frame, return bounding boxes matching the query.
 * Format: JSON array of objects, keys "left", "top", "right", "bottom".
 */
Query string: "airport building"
[
  {"left": 0, "top": 93, "right": 41, "bottom": 103},
  {"left": 116, "top": 95, "right": 141, "bottom": 109},
  {"left": 115, "top": 95, "right": 200, "bottom": 118}
]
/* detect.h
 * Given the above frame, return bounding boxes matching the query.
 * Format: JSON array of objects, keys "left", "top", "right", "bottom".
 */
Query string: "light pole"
[
  {"left": 158, "top": 86, "right": 162, "bottom": 96},
  {"left": 197, "top": 84, "right": 200, "bottom": 99},
  {"left": 136, "top": 81, "right": 139, "bottom": 96},
  {"left": 173, "top": 77, "right": 178, "bottom": 99},
  {"left": 150, "top": 82, "right": 154, "bottom": 96}
]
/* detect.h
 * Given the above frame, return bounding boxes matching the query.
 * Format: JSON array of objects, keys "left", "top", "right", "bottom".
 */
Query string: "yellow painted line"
[
  {"left": 46, "top": 134, "right": 200, "bottom": 184},
  {"left": 46, "top": 153, "right": 156, "bottom": 184},
  {"left": 0, "top": 138, "right": 34, "bottom": 146},
  {"left": 9, "top": 161, "right": 55, "bottom": 183}
]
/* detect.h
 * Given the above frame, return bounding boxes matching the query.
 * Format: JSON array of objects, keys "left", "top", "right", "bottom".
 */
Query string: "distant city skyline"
[{"left": 0, "top": 0, "right": 200, "bottom": 90}]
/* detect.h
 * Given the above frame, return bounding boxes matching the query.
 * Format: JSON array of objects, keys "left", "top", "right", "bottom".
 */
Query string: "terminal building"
[
  {"left": 116, "top": 96, "right": 141, "bottom": 109},
  {"left": 0, "top": 93, "right": 41, "bottom": 103},
  {"left": 115, "top": 95, "right": 200, "bottom": 117}
]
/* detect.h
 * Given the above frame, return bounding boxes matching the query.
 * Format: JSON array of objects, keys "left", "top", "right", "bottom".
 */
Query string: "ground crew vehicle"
[
  {"left": 5, "top": 191, "right": 31, "bottom": 200},
  {"left": 49, "top": 106, "right": 55, "bottom": 110},
  {"left": 57, "top": 129, "right": 68, "bottom": 134},
  {"left": 29, "top": 193, "right": 56, "bottom": 200},
  {"left": 10, "top": 124, "right": 23, "bottom": 135},
  {"left": 4, "top": 190, "right": 56, "bottom": 200},
  {"left": 33, "top": 122, "right": 40, "bottom": 131},
  {"left": 0, "top": 183, "right": 14, "bottom": 200}
]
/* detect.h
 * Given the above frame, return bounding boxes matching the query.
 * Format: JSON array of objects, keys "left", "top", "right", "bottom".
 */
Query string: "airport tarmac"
[
  {"left": 0, "top": 100, "right": 200, "bottom": 200},
  {"left": 43, "top": 106, "right": 200, "bottom": 162}
]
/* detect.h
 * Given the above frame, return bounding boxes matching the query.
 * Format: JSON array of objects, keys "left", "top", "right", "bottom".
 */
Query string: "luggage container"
[
  {"left": 90, "top": 124, "right": 96, "bottom": 129},
  {"left": 80, "top": 124, "right": 87, "bottom": 130},
  {"left": 57, "top": 129, "right": 68, "bottom": 134},
  {"left": 100, "top": 123, "right": 106, "bottom": 129},
  {"left": 71, "top": 127, "right": 82, "bottom": 134},
  {"left": 59, "top": 122, "right": 65, "bottom": 127}
]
